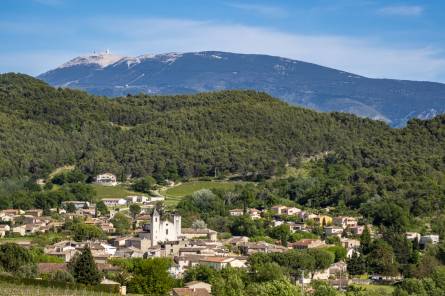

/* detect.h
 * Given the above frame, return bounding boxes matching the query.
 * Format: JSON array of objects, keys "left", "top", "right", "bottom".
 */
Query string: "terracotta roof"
[
  {"left": 37, "top": 263, "right": 67, "bottom": 274},
  {"left": 200, "top": 257, "right": 232, "bottom": 263}
]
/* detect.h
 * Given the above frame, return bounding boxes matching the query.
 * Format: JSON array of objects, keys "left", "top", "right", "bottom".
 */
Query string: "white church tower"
[{"left": 149, "top": 209, "right": 181, "bottom": 246}]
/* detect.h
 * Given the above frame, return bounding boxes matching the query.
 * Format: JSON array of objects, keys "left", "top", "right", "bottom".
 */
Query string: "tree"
[
  {"left": 124, "top": 258, "right": 175, "bottom": 296},
  {"left": 69, "top": 246, "right": 100, "bottom": 285},
  {"left": 211, "top": 267, "right": 247, "bottom": 296},
  {"left": 307, "top": 249, "right": 335, "bottom": 274},
  {"left": 269, "top": 224, "right": 291, "bottom": 246},
  {"left": 191, "top": 219, "right": 207, "bottom": 229},
  {"left": 71, "top": 223, "right": 105, "bottom": 241},
  {"left": 246, "top": 279, "right": 301, "bottom": 296},
  {"left": 131, "top": 176, "right": 156, "bottom": 193},
  {"left": 95, "top": 200, "right": 109, "bottom": 216},
  {"left": 129, "top": 203, "right": 141, "bottom": 220},
  {"left": 250, "top": 262, "right": 285, "bottom": 282},
  {"left": 367, "top": 240, "right": 399, "bottom": 276},
  {"left": 312, "top": 280, "right": 339, "bottom": 296},
  {"left": 347, "top": 251, "right": 367, "bottom": 275},
  {"left": 184, "top": 265, "right": 216, "bottom": 283},
  {"left": 111, "top": 212, "right": 132, "bottom": 235},
  {"left": 0, "top": 243, "right": 35, "bottom": 273},
  {"left": 239, "top": 185, "right": 255, "bottom": 215},
  {"left": 360, "top": 225, "right": 372, "bottom": 255}
]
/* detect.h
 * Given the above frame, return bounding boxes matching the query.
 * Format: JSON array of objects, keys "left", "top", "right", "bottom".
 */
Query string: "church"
[{"left": 147, "top": 209, "right": 182, "bottom": 247}]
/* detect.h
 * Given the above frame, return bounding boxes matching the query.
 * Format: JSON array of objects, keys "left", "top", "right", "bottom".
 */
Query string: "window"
[{"left": 166, "top": 229, "right": 169, "bottom": 235}]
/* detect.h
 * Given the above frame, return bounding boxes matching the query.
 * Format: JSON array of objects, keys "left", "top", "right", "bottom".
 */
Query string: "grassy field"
[
  {"left": 91, "top": 184, "right": 139, "bottom": 200},
  {"left": 0, "top": 282, "right": 119, "bottom": 296},
  {"left": 161, "top": 181, "right": 246, "bottom": 206},
  {"left": 351, "top": 284, "right": 395, "bottom": 294}
]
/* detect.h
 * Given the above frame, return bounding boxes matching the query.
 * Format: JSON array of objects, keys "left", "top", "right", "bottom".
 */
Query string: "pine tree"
[
  {"left": 69, "top": 246, "right": 101, "bottom": 285},
  {"left": 360, "top": 225, "right": 372, "bottom": 255},
  {"left": 347, "top": 251, "right": 367, "bottom": 275}
]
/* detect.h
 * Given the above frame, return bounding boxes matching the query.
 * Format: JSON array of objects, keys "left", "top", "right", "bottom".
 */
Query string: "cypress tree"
[{"left": 70, "top": 246, "right": 101, "bottom": 285}]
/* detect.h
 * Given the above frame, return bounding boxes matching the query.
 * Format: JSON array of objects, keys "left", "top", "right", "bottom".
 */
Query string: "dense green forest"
[{"left": 1, "top": 73, "right": 445, "bottom": 217}]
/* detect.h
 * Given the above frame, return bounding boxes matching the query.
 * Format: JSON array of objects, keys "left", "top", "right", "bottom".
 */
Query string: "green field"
[
  {"left": 351, "top": 284, "right": 395, "bottom": 294},
  {"left": 0, "top": 282, "right": 118, "bottom": 296},
  {"left": 91, "top": 184, "right": 139, "bottom": 200},
  {"left": 162, "top": 181, "right": 246, "bottom": 206}
]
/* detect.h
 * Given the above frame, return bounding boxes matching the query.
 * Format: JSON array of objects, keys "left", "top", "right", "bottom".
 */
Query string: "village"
[{"left": 0, "top": 172, "right": 440, "bottom": 295}]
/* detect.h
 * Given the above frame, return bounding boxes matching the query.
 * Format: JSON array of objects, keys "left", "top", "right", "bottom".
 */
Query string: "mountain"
[{"left": 38, "top": 51, "right": 445, "bottom": 127}]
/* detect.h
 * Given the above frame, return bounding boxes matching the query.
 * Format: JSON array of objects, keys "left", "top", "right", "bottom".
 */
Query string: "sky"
[{"left": 1, "top": 0, "right": 445, "bottom": 82}]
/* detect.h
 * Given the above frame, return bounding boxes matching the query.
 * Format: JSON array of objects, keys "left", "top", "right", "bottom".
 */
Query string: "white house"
[
  {"left": 148, "top": 209, "right": 182, "bottom": 246},
  {"left": 406, "top": 232, "right": 421, "bottom": 241},
  {"left": 420, "top": 235, "right": 440, "bottom": 248},
  {"left": 61, "top": 201, "right": 90, "bottom": 210},
  {"left": 102, "top": 198, "right": 127, "bottom": 207},
  {"left": 150, "top": 196, "right": 165, "bottom": 202},
  {"left": 95, "top": 173, "right": 117, "bottom": 186},
  {"left": 229, "top": 209, "right": 244, "bottom": 216},
  {"left": 324, "top": 226, "right": 344, "bottom": 236},
  {"left": 283, "top": 207, "right": 301, "bottom": 216},
  {"left": 126, "top": 195, "right": 149, "bottom": 204}
]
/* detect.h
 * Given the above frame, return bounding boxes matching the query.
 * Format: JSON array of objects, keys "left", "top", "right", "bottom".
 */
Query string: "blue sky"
[{"left": 1, "top": 0, "right": 445, "bottom": 82}]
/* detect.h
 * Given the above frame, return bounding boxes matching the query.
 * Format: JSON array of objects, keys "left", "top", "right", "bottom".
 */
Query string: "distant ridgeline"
[
  {"left": 1, "top": 73, "right": 445, "bottom": 209},
  {"left": 38, "top": 51, "right": 445, "bottom": 127}
]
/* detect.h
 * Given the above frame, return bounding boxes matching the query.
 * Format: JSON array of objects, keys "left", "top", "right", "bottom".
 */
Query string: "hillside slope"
[
  {"left": 2, "top": 73, "right": 445, "bottom": 215},
  {"left": 38, "top": 51, "right": 445, "bottom": 127}
]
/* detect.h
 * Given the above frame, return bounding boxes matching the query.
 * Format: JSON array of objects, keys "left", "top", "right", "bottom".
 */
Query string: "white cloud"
[
  {"left": 378, "top": 5, "right": 424, "bottom": 16},
  {"left": 225, "top": 2, "right": 288, "bottom": 18}
]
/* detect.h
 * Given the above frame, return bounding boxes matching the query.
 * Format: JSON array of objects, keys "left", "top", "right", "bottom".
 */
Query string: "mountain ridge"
[{"left": 38, "top": 51, "right": 445, "bottom": 127}]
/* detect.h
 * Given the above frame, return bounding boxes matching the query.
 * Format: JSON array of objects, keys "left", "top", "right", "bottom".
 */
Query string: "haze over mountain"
[{"left": 38, "top": 51, "right": 445, "bottom": 127}]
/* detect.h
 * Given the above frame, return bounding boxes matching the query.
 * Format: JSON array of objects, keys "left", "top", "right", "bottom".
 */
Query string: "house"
[
  {"left": 125, "top": 237, "right": 151, "bottom": 252},
  {"left": 333, "top": 216, "right": 358, "bottom": 229},
  {"left": 283, "top": 207, "right": 301, "bottom": 216},
  {"left": 324, "top": 226, "right": 344, "bottom": 236},
  {"left": 185, "top": 281, "right": 212, "bottom": 293},
  {"left": 172, "top": 287, "right": 211, "bottom": 296},
  {"left": 0, "top": 224, "right": 10, "bottom": 237},
  {"left": 420, "top": 235, "right": 440, "bottom": 248},
  {"left": 102, "top": 198, "right": 127, "bottom": 207},
  {"left": 226, "top": 236, "right": 249, "bottom": 247},
  {"left": 271, "top": 205, "right": 288, "bottom": 215},
  {"left": 291, "top": 239, "right": 325, "bottom": 249},
  {"left": 12, "top": 225, "right": 26, "bottom": 236},
  {"left": 126, "top": 195, "right": 149, "bottom": 204},
  {"left": 287, "top": 222, "right": 307, "bottom": 232},
  {"left": 406, "top": 232, "right": 421, "bottom": 241},
  {"left": 95, "top": 173, "right": 117, "bottom": 186},
  {"left": 348, "top": 225, "right": 365, "bottom": 236},
  {"left": 199, "top": 256, "right": 246, "bottom": 270},
  {"left": 341, "top": 238, "right": 360, "bottom": 250},
  {"left": 25, "top": 209, "right": 43, "bottom": 217},
  {"left": 150, "top": 196, "right": 165, "bottom": 202},
  {"left": 229, "top": 209, "right": 244, "bottom": 216},
  {"left": 61, "top": 201, "right": 90, "bottom": 210},
  {"left": 182, "top": 228, "right": 218, "bottom": 241},
  {"left": 239, "top": 242, "right": 287, "bottom": 255},
  {"left": 249, "top": 208, "right": 262, "bottom": 219},
  {"left": 312, "top": 215, "right": 332, "bottom": 226}
]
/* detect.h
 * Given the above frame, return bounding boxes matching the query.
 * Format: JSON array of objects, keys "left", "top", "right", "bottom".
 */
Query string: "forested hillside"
[{"left": 1, "top": 73, "right": 445, "bottom": 216}]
